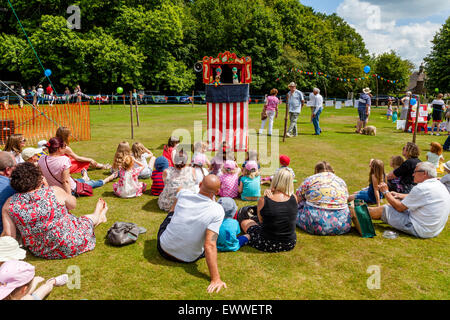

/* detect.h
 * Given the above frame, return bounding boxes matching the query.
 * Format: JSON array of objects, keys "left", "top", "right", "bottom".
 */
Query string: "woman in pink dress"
[{"left": 1, "top": 162, "right": 108, "bottom": 260}]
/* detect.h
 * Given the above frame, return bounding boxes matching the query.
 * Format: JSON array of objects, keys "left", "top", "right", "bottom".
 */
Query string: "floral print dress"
[
  {"left": 113, "top": 167, "right": 147, "bottom": 198},
  {"left": 296, "top": 172, "right": 351, "bottom": 235},
  {"left": 9, "top": 187, "right": 96, "bottom": 259},
  {"left": 158, "top": 166, "right": 197, "bottom": 212}
]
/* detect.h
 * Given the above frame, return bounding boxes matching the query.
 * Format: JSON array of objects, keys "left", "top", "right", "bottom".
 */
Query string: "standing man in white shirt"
[
  {"left": 354, "top": 162, "right": 450, "bottom": 238},
  {"left": 311, "top": 88, "right": 323, "bottom": 135},
  {"left": 157, "top": 174, "right": 227, "bottom": 293},
  {"left": 286, "top": 82, "right": 305, "bottom": 137}
]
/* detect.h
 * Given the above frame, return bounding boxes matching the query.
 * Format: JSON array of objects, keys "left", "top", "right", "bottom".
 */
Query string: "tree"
[
  {"left": 424, "top": 16, "right": 450, "bottom": 94},
  {"left": 373, "top": 51, "right": 414, "bottom": 95}
]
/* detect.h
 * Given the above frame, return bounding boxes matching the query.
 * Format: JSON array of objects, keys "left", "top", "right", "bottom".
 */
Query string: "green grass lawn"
[{"left": 28, "top": 103, "right": 450, "bottom": 300}]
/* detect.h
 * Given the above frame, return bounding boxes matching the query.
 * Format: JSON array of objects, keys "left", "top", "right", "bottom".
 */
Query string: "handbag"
[
  {"left": 106, "top": 222, "right": 146, "bottom": 246},
  {"left": 261, "top": 105, "right": 268, "bottom": 120},
  {"left": 352, "top": 200, "right": 376, "bottom": 238},
  {"left": 44, "top": 156, "right": 93, "bottom": 197}
]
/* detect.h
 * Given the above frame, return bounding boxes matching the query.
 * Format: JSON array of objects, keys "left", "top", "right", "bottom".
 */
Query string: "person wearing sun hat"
[
  {"left": 158, "top": 149, "right": 197, "bottom": 212},
  {"left": 0, "top": 260, "right": 68, "bottom": 300},
  {"left": 21, "top": 147, "right": 42, "bottom": 165},
  {"left": 36, "top": 140, "right": 49, "bottom": 159},
  {"left": 356, "top": 87, "right": 372, "bottom": 134},
  {"left": 238, "top": 160, "right": 261, "bottom": 201},
  {"left": 0, "top": 236, "right": 26, "bottom": 263},
  {"left": 440, "top": 160, "right": 450, "bottom": 193},
  {"left": 286, "top": 82, "right": 305, "bottom": 137},
  {"left": 217, "top": 197, "right": 249, "bottom": 251}
]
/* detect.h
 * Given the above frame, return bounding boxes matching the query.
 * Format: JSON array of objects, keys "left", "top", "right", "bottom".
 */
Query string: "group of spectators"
[{"left": 0, "top": 127, "right": 449, "bottom": 296}]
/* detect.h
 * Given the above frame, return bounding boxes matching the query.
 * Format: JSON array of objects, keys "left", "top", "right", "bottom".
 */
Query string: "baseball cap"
[
  {"left": 223, "top": 160, "right": 237, "bottom": 170},
  {"left": 21, "top": 147, "right": 41, "bottom": 161},
  {"left": 443, "top": 160, "right": 450, "bottom": 171},
  {"left": 245, "top": 160, "right": 258, "bottom": 171},
  {"left": 217, "top": 197, "right": 238, "bottom": 219},
  {"left": 280, "top": 155, "right": 290, "bottom": 166},
  {"left": 0, "top": 236, "right": 26, "bottom": 262},
  {"left": 0, "top": 260, "right": 35, "bottom": 300}
]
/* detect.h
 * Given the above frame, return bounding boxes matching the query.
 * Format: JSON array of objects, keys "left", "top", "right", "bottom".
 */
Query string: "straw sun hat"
[{"left": 0, "top": 236, "right": 26, "bottom": 262}]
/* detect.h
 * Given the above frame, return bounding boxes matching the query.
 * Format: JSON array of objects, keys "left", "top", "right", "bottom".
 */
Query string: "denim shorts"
[
  {"left": 358, "top": 107, "right": 368, "bottom": 122},
  {"left": 355, "top": 187, "right": 376, "bottom": 204},
  {"left": 382, "top": 205, "right": 419, "bottom": 237}
]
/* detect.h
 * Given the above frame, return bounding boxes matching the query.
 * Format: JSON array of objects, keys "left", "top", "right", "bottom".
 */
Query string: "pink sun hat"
[
  {"left": 223, "top": 160, "right": 237, "bottom": 170},
  {"left": 0, "top": 260, "right": 35, "bottom": 300},
  {"left": 245, "top": 160, "right": 258, "bottom": 171}
]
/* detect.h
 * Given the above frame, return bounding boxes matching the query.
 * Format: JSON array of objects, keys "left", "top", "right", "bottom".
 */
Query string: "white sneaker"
[{"left": 286, "top": 133, "right": 293, "bottom": 138}]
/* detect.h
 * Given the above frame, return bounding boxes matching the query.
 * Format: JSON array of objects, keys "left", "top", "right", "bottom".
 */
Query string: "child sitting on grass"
[
  {"left": 348, "top": 159, "right": 386, "bottom": 207},
  {"left": 162, "top": 136, "right": 180, "bottom": 167},
  {"left": 261, "top": 154, "right": 295, "bottom": 184},
  {"left": 427, "top": 142, "right": 445, "bottom": 174},
  {"left": 0, "top": 260, "right": 68, "bottom": 300},
  {"left": 238, "top": 160, "right": 261, "bottom": 201},
  {"left": 151, "top": 156, "right": 169, "bottom": 196},
  {"left": 217, "top": 197, "right": 249, "bottom": 252},
  {"left": 131, "top": 142, "right": 156, "bottom": 179},
  {"left": 192, "top": 141, "right": 210, "bottom": 168},
  {"left": 388, "top": 155, "right": 404, "bottom": 192},
  {"left": 112, "top": 141, "right": 132, "bottom": 175},
  {"left": 113, "top": 155, "right": 147, "bottom": 198},
  {"left": 192, "top": 153, "right": 209, "bottom": 190},
  {"left": 219, "top": 160, "right": 240, "bottom": 198}
]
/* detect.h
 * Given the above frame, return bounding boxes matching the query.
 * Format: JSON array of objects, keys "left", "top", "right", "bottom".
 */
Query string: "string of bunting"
[{"left": 276, "top": 68, "right": 404, "bottom": 84}]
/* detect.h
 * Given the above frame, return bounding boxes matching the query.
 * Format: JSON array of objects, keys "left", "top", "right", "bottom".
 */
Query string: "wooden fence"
[{"left": 0, "top": 102, "right": 91, "bottom": 145}]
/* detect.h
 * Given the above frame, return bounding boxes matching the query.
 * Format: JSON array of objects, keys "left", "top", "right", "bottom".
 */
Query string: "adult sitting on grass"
[
  {"left": 157, "top": 175, "right": 227, "bottom": 293},
  {"left": 357, "top": 162, "right": 450, "bottom": 239},
  {"left": 38, "top": 137, "right": 117, "bottom": 196},
  {"left": 296, "top": 161, "right": 351, "bottom": 235},
  {"left": 238, "top": 168, "right": 298, "bottom": 252},
  {"left": 158, "top": 149, "right": 197, "bottom": 212},
  {"left": 1, "top": 162, "right": 109, "bottom": 259},
  {"left": 0, "top": 152, "right": 16, "bottom": 234},
  {"left": 387, "top": 142, "right": 421, "bottom": 193},
  {"left": 56, "top": 126, "right": 111, "bottom": 173}
]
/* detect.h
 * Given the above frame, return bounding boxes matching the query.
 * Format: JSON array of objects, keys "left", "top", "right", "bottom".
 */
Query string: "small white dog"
[{"left": 361, "top": 125, "right": 377, "bottom": 136}]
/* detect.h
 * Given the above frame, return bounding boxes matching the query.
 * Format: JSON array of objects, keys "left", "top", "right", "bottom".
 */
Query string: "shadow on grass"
[
  {"left": 101, "top": 191, "right": 116, "bottom": 198},
  {"left": 143, "top": 240, "right": 209, "bottom": 281},
  {"left": 142, "top": 198, "right": 161, "bottom": 212}
]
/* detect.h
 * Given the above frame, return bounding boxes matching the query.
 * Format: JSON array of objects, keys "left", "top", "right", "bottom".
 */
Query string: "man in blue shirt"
[
  {"left": 0, "top": 152, "right": 16, "bottom": 234},
  {"left": 356, "top": 87, "right": 372, "bottom": 134},
  {"left": 286, "top": 82, "right": 305, "bottom": 137}
]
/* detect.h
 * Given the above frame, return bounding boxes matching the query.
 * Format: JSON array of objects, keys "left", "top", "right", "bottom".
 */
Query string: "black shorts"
[
  {"left": 247, "top": 225, "right": 296, "bottom": 253},
  {"left": 157, "top": 212, "right": 205, "bottom": 263},
  {"left": 432, "top": 108, "right": 443, "bottom": 122}
]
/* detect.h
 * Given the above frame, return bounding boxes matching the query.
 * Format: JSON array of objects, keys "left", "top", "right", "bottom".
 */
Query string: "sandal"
[
  {"left": 102, "top": 163, "right": 112, "bottom": 170},
  {"left": 81, "top": 169, "right": 90, "bottom": 181},
  {"left": 48, "top": 274, "right": 69, "bottom": 287}
]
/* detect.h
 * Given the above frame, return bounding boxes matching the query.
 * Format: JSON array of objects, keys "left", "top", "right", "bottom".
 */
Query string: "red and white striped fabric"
[{"left": 207, "top": 101, "right": 248, "bottom": 152}]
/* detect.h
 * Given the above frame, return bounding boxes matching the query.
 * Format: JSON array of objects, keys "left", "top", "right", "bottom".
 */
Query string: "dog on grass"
[{"left": 361, "top": 125, "right": 377, "bottom": 136}]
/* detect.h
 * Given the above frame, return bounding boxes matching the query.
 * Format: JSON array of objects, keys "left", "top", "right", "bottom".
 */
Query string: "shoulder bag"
[{"left": 44, "top": 156, "right": 93, "bottom": 197}]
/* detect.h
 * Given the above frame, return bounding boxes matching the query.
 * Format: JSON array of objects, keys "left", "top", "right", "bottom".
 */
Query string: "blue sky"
[{"left": 300, "top": 0, "right": 450, "bottom": 68}]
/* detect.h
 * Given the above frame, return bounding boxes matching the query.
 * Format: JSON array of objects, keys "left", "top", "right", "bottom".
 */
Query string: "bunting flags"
[{"left": 276, "top": 68, "right": 403, "bottom": 84}]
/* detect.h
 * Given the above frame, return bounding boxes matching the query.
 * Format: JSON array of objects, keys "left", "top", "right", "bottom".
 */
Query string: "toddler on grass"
[{"left": 217, "top": 197, "right": 249, "bottom": 252}]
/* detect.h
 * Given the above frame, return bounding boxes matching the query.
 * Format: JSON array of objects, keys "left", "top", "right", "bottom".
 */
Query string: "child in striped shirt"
[{"left": 151, "top": 156, "right": 169, "bottom": 196}]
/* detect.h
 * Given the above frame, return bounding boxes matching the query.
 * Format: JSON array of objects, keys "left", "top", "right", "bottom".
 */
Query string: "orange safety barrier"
[{"left": 0, "top": 102, "right": 91, "bottom": 145}]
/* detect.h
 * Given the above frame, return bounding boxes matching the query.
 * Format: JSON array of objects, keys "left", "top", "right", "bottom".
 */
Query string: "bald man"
[
  {"left": 0, "top": 152, "right": 17, "bottom": 234},
  {"left": 157, "top": 175, "right": 227, "bottom": 293}
]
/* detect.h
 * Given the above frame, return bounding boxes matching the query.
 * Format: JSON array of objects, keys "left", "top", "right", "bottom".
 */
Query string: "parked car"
[
  {"left": 0, "top": 81, "right": 22, "bottom": 103},
  {"left": 370, "top": 95, "right": 398, "bottom": 105},
  {"left": 179, "top": 94, "right": 192, "bottom": 104}
]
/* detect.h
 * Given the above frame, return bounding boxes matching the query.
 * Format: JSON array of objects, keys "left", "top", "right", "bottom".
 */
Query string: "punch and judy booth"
[{"left": 203, "top": 52, "right": 252, "bottom": 152}]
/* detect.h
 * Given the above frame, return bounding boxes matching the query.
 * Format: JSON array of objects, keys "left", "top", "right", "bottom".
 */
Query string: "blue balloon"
[
  {"left": 364, "top": 65, "right": 371, "bottom": 74},
  {"left": 410, "top": 98, "right": 417, "bottom": 105},
  {"left": 44, "top": 69, "right": 52, "bottom": 77}
]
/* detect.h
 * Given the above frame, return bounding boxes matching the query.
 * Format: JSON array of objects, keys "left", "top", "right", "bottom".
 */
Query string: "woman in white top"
[
  {"left": 400, "top": 91, "right": 411, "bottom": 120},
  {"left": 3, "top": 134, "right": 26, "bottom": 164}
]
